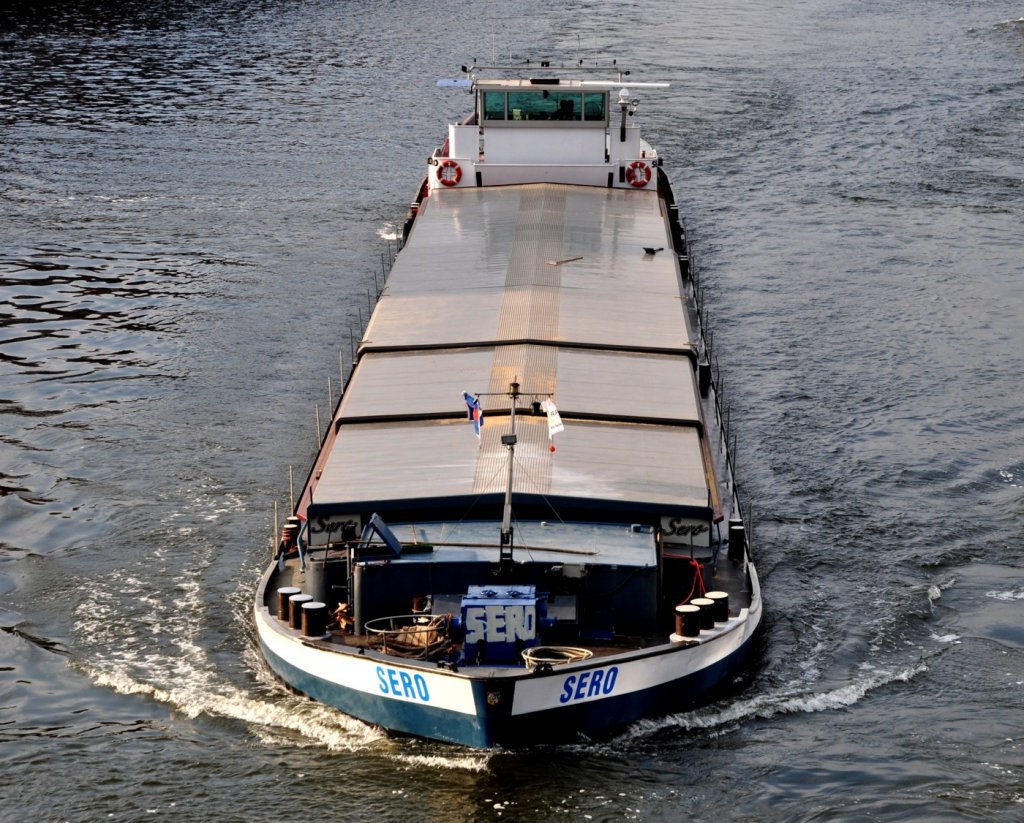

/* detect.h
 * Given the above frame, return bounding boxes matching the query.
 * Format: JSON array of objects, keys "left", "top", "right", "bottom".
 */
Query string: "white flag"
[{"left": 541, "top": 399, "right": 563, "bottom": 439}]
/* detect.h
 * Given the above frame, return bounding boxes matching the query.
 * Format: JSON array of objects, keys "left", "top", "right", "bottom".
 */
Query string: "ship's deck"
[{"left": 307, "top": 183, "right": 715, "bottom": 521}]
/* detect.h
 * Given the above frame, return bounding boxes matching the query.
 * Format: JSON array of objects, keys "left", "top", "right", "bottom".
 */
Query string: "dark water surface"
[{"left": 2, "top": 1, "right": 1023, "bottom": 819}]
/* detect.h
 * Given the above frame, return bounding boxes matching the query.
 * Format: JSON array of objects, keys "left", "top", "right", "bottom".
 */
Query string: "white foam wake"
[
  {"left": 616, "top": 661, "right": 928, "bottom": 741},
  {"left": 986, "top": 588, "right": 1024, "bottom": 602},
  {"left": 388, "top": 752, "right": 492, "bottom": 772},
  {"left": 80, "top": 662, "right": 384, "bottom": 751},
  {"left": 377, "top": 223, "right": 401, "bottom": 242},
  {"left": 68, "top": 478, "right": 393, "bottom": 753}
]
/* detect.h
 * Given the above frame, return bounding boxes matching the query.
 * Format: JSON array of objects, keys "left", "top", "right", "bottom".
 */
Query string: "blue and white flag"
[{"left": 463, "top": 391, "right": 484, "bottom": 437}]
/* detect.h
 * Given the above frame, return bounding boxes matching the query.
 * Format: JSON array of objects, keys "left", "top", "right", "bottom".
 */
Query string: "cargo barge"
[{"left": 254, "top": 64, "right": 762, "bottom": 748}]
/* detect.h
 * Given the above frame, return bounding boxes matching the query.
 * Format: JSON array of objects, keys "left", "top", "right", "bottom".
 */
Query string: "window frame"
[{"left": 478, "top": 89, "right": 608, "bottom": 128}]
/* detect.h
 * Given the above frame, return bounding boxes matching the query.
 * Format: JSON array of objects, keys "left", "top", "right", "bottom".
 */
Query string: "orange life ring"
[
  {"left": 437, "top": 159, "right": 462, "bottom": 187},
  {"left": 625, "top": 160, "right": 651, "bottom": 188}
]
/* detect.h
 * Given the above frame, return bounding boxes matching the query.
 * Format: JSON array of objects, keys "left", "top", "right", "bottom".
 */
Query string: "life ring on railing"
[
  {"left": 437, "top": 159, "right": 462, "bottom": 187},
  {"left": 625, "top": 160, "right": 652, "bottom": 188}
]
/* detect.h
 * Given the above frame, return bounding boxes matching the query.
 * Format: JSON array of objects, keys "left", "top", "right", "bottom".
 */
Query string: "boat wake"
[
  {"left": 79, "top": 660, "right": 383, "bottom": 751},
  {"left": 386, "top": 751, "right": 492, "bottom": 772},
  {"left": 71, "top": 569, "right": 384, "bottom": 752},
  {"left": 985, "top": 587, "right": 1024, "bottom": 602},
  {"left": 376, "top": 223, "right": 400, "bottom": 242},
  {"left": 614, "top": 659, "right": 929, "bottom": 744},
  {"left": 66, "top": 481, "right": 391, "bottom": 752}
]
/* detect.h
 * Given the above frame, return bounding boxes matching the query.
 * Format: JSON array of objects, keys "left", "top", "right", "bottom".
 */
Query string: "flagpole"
[
  {"left": 499, "top": 380, "right": 519, "bottom": 572},
  {"left": 463, "top": 381, "right": 555, "bottom": 572}
]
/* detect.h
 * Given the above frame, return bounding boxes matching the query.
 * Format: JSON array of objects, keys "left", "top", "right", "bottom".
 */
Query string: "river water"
[{"left": 2, "top": 0, "right": 1022, "bottom": 819}]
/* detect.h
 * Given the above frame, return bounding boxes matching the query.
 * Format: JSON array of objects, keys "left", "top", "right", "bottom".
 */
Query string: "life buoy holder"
[
  {"left": 437, "top": 159, "right": 462, "bottom": 187},
  {"left": 625, "top": 160, "right": 652, "bottom": 188}
]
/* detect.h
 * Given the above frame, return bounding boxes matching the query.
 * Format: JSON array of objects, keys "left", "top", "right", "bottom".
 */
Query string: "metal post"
[
  {"left": 501, "top": 411, "right": 516, "bottom": 539},
  {"left": 500, "top": 380, "right": 520, "bottom": 571}
]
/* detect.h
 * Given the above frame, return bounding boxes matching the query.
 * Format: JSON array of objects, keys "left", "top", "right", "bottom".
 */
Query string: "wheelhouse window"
[
  {"left": 479, "top": 90, "right": 608, "bottom": 125},
  {"left": 583, "top": 92, "right": 606, "bottom": 122},
  {"left": 483, "top": 91, "right": 507, "bottom": 121}
]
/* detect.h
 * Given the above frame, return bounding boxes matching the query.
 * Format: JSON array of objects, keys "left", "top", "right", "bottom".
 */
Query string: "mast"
[{"left": 499, "top": 380, "right": 520, "bottom": 572}]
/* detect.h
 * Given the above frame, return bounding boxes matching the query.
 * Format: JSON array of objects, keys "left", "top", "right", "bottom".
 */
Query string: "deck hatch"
[
  {"left": 313, "top": 417, "right": 708, "bottom": 512},
  {"left": 362, "top": 184, "right": 692, "bottom": 354}
]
